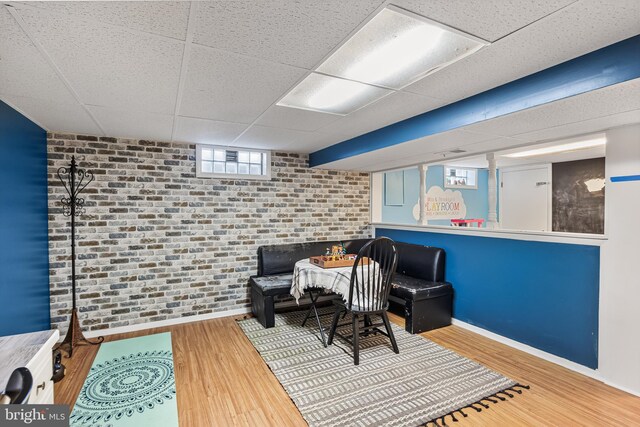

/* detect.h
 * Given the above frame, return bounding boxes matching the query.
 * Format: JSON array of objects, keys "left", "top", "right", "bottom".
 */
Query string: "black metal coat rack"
[{"left": 56, "top": 156, "right": 103, "bottom": 357}]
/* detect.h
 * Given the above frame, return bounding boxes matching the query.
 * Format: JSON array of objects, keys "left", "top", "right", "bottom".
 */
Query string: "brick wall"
[{"left": 47, "top": 133, "right": 370, "bottom": 333}]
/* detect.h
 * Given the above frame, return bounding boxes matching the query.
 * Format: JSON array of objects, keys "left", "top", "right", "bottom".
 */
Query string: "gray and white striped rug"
[{"left": 238, "top": 309, "right": 519, "bottom": 427}]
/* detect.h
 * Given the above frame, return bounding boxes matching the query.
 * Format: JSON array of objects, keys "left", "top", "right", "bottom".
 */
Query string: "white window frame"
[
  {"left": 444, "top": 166, "right": 478, "bottom": 189},
  {"left": 196, "top": 145, "right": 272, "bottom": 180}
]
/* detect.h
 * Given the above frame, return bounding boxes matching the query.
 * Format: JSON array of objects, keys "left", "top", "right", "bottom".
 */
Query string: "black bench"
[
  {"left": 388, "top": 242, "right": 453, "bottom": 334},
  {"left": 249, "top": 239, "right": 453, "bottom": 334},
  {"left": 250, "top": 239, "right": 370, "bottom": 328}
]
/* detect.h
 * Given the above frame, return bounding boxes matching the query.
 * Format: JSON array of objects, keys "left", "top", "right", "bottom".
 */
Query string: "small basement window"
[
  {"left": 444, "top": 166, "right": 477, "bottom": 189},
  {"left": 196, "top": 145, "right": 271, "bottom": 180}
]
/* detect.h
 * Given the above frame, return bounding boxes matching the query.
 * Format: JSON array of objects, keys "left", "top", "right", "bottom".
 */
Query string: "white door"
[{"left": 500, "top": 165, "right": 551, "bottom": 231}]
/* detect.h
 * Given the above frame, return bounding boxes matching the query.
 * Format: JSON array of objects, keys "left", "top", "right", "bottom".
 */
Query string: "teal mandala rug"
[{"left": 70, "top": 333, "right": 178, "bottom": 427}]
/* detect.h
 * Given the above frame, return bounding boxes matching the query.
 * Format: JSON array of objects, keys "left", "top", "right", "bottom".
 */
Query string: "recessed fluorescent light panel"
[
  {"left": 317, "top": 6, "right": 488, "bottom": 89},
  {"left": 277, "top": 73, "right": 392, "bottom": 116},
  {"left": 503, "top": 137, "right": 607, "bottom": 158}
]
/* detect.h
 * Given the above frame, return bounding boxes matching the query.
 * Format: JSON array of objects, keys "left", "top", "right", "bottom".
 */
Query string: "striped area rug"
[{"left": 238, "top": 309, "right": 527, "bottom": 427}]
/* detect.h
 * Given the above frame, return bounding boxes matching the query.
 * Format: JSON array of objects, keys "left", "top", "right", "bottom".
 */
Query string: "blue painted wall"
[
  {"left": 381, "top": 167, "right": 498, "bottom": 226},
  {"left": 376, "top": 227, "right": 600, "bottom": 368},
  {"left": 0, "top": 100, "right": 50, "bottom": 336}
]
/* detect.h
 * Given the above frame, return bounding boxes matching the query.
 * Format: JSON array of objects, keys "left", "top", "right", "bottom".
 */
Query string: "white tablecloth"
[{"left": 291, "top": 259, "right": 379, "bottom": 308}]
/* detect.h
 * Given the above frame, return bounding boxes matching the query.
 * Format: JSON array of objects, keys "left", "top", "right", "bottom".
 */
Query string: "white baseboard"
[
  {"left": 83, "top": 307, "right": 252, "bottom": 339},
  {"left": 453, "top": 320, "right": 640, "bottom": 397},
  {"left": 599, "top": 379, "right": 640, "bottom": 398},
  {"left": 451, "top": 319, "right": 601, "bottom": 380}
]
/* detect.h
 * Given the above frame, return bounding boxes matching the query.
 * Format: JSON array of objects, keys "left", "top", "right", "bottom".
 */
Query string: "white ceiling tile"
[
  {"left": 15, "top": 2, "right": 191, "bottom": 40},
  {"left": 233, "top": 125, "right": 319, "bottom": 152},
  {"left": 394, "top": 0, "right": 574, "bottom": 42},
  {"left": 514, "top": 109, "right": 640, "bottom": 142},
  {"left": 2, "top": 0, "right": 639, "bottom": 157},
  {"left": 316, "top": 79, "right": 640, "bottom": 172},
  {"left": 404, "top": 0, "right": 640, "bottom": 103},
  {"left": 0, "top": 7, "right": 77, "bottom": 104},
  {"left": 256, "top": 105, "right": 341, "bottom": 132},
  {"left": 192, "top": 0, "right": 384, "bottom": 68},
  {"left": 2, "top": 93, "right": 101, "bottom": 135},
  {"left": 315, "top": 129, "right": 496, "bottom": 170},
  {"left": 86, "top": 105, "right": 173, "bottom": 141},
  {"left": 173, "top": 116, "right": 248, "bottom": 145},
  {"left": 316, "top": 91, "right": 446, "bottom": 140},
  {"left": 356, "top": 137, "right": 526, "bottom": 172},
  {"left": 281, "top": 132, "right": 349, "bottom": 153},
  {"left": 462, "top": 79, "right": 640, "bottom": 136},
  {"left": 180, "top": 45, "right": 306, "bottom": 123},
  {"left": 14, "top": 4, "right": 183, "bottom": 114}
]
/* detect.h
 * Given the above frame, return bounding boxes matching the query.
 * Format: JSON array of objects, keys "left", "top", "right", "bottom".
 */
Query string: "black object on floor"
[{"left": 52, "top": 350, "right": 66, "bottom": 383}]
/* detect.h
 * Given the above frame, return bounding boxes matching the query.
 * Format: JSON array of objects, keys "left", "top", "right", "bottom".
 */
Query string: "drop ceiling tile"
[
  {"left": 2, "top": 93, "right": 101, "bottom": 135},
  {"left": 316, "top": 91, "right": 446, "bottom": 140},
  {"left": 395, "top": 0, "right": 574, "bottom": 42},
  {"left": 173, "top": 116, "right": 248, "bottom": 145},
  {"left": 180, "top": 45, "right": 306, "bottom": 123},
  {"left": 404, "top": 0, "right": 640, "bottom": 103},
  {"left": 256, "top": 106, "right": 342, "bottom": 132},
  {"left": 0, "top": 7, "right": 77, "bottom": 104},
  {"left": 192, "top": 0, "right": 383, "bottom": 68},
  {"left": 462, "top": 79, "right": 640, "bottom": 137},
  {"left": 315, "top": 128, "right": 496, "bottom": 171},
  {"left": 356, "top": 136, "right": 525, "bottom": 172},
  {"left": 233, "top": 125, "right": 319, "bottom": 152},
  {"left": 315, "top": 79, "right": 640, "bottom": 171},
  {"left": 87, "top": 105, "right": 173, "bottom": 141},
  {"left": 15, "top": 1, "right": 191, "bottom": 40},
  {"left": 14, "top": 4, "right": 183, "bottom": 114},
  {"left": 514, "top": 109, "right": 640, "bottom": 142},
  {"left": 281, "top": 132, "right": 348, "bottom": 153}
]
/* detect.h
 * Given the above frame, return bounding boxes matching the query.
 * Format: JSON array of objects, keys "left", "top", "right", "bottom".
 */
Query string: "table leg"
[{"left": 302, "top": 289, "right": 327, "bottom": 347}]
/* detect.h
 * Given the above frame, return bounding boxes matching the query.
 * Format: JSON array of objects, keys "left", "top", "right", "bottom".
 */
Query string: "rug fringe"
[{"left": 424, "top": 384, "right": 530, "bottom": 426}]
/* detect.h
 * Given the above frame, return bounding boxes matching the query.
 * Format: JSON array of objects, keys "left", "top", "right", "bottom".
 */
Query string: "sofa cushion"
[
  {"left": 390, "top": 273, "right": 452, "bottom": 301},
  {"left": 394, "top": 242, "right": 445, "bottom": 282},
  {"left": 257, "top": 239, "right": 370, "bottom": 276},
  {"left": 250, "top": 274, "right": 293, "bottom": 296}
]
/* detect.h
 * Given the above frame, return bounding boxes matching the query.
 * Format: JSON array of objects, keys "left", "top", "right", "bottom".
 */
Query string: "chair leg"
[
  {"left": 327, "top": 307, "right": 342, "bottom": 345},
  {"left": 381, "top": 311, "right": 399, "bottom": 354},
  {"left": 352, "top": 313, "right": 360, "bottom": 365}
]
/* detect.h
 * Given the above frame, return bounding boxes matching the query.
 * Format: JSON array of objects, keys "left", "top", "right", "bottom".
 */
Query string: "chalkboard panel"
[{"left": 552, "top": 158, "right": 605, "bottom": 234}]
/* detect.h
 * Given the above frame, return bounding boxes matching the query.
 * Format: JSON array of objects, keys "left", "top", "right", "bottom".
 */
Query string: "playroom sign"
[{"left": 413, "top": 186, "right": 467, "bottom": 220}]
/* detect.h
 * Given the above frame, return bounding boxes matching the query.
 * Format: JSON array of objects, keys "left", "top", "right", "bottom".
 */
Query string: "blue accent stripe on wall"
[
  {"left": 376, "top": 227, "right": 600, "bottom": 368},
  {"left": 310, "top": 35, "right": 640, "bottom": 167},
  {"left": 0, "top": 100, "right": 50, "bottom": 336},
  {"left": 611, "top": 174, "right": 640, "bottom": 182}
]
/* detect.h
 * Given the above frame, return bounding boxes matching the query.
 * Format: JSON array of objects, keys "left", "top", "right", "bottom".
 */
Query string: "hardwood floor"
[{"left": 55, "top": 312, "right": 640, "bottom": 426}]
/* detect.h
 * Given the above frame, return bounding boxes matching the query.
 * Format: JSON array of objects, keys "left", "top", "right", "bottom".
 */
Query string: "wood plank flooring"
[{"left": 55, "top": 312, "right": 640, "bottom": 426}]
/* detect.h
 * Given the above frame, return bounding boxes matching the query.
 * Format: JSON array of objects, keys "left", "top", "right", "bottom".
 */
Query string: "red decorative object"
[{"left": 451, "top": 219, "right": 485, "bottom": 228}]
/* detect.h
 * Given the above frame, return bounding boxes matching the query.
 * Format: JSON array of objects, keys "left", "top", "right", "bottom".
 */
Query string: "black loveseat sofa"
[{"left": 249, "top": 239, "right": 453, "bottom": 334}]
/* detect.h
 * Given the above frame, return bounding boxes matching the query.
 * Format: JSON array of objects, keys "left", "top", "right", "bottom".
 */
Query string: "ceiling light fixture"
[
  {"left": 277, "top": 73, "right": 392, "bottom": 116},
  {"left": 503, "top": 137, "right": 607, "bottom": 158},
  {"left": 277, "top": 5, "right": 488, "bottom": 115},
  {"left": 317, "top": 6, "right": 487, "bottom": 89}
]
